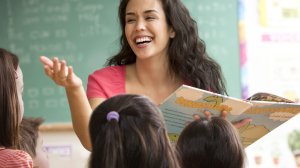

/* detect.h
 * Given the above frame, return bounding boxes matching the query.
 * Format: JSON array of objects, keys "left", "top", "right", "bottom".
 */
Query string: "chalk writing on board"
[
  {"left": 27, "top": 88, "right": 39, "bottom": 98},
  {"left": 28, "top": 100, "right": 39, "bottom": 109},
  {"left": 42, "top": 87, "right": 56, "bottom": 96}
]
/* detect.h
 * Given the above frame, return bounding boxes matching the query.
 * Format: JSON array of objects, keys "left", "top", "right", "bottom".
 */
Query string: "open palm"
[{"left": 40, "top": 56, "right": 82, "bottom": 89}]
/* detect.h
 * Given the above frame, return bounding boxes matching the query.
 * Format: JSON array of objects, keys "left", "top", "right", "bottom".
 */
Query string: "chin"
[{"left": 135, "top": 53, "right": 153, "bottom": 60}]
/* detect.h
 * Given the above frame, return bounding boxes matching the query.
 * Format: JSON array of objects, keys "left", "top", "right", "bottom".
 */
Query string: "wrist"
[{"left": 65, "top": 85, "right": 84, "bottom": 94}]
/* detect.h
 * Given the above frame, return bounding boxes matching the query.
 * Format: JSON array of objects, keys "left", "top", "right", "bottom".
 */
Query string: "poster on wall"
[{"left": 239, "top": 0, "right": 300, "bottom": 102}]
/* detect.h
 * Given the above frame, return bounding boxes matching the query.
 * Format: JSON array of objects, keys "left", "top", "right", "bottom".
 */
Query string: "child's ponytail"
[{"left": 89, "top": 111, "right": 124, "bottom": 168}]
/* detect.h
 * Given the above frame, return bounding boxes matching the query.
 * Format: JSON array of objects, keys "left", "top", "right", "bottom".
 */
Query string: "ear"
[{"left": 169, "top": 27, "right": 176, "bottom": 38}]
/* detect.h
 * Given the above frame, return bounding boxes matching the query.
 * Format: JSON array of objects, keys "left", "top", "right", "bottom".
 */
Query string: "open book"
[{"left": 159, "top": 85, "right": 300, "bottom": 147}]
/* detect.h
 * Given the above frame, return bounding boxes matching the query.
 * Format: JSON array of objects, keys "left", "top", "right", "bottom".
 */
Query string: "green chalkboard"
[{"left": 0, "top": 0, "right": 240, "bottom": 123}]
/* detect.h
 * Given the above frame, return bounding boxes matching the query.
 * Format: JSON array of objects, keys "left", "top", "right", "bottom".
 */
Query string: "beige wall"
[{"left": 40, "top": 124, "right": 90, "bottom": 168}]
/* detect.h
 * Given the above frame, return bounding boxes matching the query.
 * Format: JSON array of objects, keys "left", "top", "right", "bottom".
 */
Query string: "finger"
[
  {"left": 40, "top": 56, "right": 53, "bottom": 67},
  {"left": 53, "top": 57, "right": 60, "bottom": 73},
  {"left": 204, "top": 110, "right": 211, "bottom": 119},
  {"left": 67, "top": 66, "right": 75, "bottom": 82},
  {"left": 234, "top": 118, "right": 252, "bottom": 129},
  {"left": 68, "top": 66, "right": 73, "bottom": 76},
  {"left": 59, "top": 60, "right": 67, "bottom": 80},
  {"left": 44, "top": 65, "right": 53, "bottom": 78},
  {"left": 193, "top": 114, "right": 201, "bottom": 120},
  {"left": 221, "top": 110, "right": 227, "bottom": 118}
]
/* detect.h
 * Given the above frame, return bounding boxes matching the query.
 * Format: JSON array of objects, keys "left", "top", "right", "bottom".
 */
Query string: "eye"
[
  {"left": 126, "top": 18, "right": 136, "bottom": 23},
  {"left": 145, "top": 16, "right": 155, "bottom": 21}
]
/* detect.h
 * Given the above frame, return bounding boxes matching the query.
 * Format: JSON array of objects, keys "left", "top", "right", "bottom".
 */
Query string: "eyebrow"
[{"left": 126, "top": 9, "right": 159, "bottom": 16}]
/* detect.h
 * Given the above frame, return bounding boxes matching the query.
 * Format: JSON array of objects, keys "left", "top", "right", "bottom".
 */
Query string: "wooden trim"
[{"left": 39, "top": 123, "right": 73, "bottom": 132}]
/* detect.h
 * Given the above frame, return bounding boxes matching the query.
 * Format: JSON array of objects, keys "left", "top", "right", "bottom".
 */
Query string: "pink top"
[
  {"left": 87, "top": 65, "right": 193, "bottom": 99},
  {"left": 0, "top": 148, "right": 33, "bottom": 168},
  {"left": 87, "top": 66, "right": 126, "bottom": 99}
]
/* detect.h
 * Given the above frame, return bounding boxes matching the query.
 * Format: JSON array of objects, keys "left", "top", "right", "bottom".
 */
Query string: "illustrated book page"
[{"left": 160, "top": 85, "right": 300, "bottom": 147}]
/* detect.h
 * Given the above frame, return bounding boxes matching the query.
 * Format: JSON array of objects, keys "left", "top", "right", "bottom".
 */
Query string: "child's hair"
[
  {"left": 19, "top": 117, "right": 44, "bottom": 157},
  {"left": 107, "top": 0, "right": 226, "bottom": 94},
  {"left": 89, "top": 94, "right": 180, "bottom": 168},
  {"left": 176, "top": 117, "right": 245, "bottom": 168},
  {"left": 0, "top": 48, "right": 20, "bottom": 148}
]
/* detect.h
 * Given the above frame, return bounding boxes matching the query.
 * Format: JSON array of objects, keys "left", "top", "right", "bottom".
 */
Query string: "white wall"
[{"left": 40, "top": 130, "right": 90, "bottom": 168}]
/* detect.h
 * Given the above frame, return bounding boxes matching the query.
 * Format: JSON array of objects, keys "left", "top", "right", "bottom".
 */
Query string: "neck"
[
  {"left": 126, "top": 56, "right": 183, "bottom": 105},
  {"left": 134, "top": 58, "right": 177, "bottom": 87}
]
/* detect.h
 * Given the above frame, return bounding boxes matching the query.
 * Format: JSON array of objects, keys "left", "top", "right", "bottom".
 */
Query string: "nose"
[{"left": 135, "top": 19, "right": 146, "bottom": 31}]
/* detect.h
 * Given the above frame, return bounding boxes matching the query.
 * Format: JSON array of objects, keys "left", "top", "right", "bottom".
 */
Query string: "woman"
[{"left": 40, "top": 0, "right": 236, "bottom": 150}]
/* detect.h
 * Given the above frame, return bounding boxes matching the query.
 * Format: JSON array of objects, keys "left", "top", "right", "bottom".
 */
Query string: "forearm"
[
  {"left": 40, "top": 56, "right": 92, "bottom": 149},
  {"left": 65, "top": 86, "right": 92, "bottom": 151}
]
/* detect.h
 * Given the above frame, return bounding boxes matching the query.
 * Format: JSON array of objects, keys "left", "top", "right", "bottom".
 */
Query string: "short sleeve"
[
  {"left": 87, "top": 73, "right": 107, "bottom": 98},
  {"left": 87, "top": 66, "right": 126, "bottom": 99}
]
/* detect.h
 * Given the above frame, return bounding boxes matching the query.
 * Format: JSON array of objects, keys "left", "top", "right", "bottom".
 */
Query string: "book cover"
[
  {"left": 159, "top": 85, "right": 300, "bottom": 147},
  {"left": 235, "top": 100, "right": 300, "bottom": 147}
]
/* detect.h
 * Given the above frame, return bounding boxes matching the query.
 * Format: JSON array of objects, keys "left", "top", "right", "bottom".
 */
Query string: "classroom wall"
[{"left": 40, "top": 130, "right": 90, "bottom": 168}]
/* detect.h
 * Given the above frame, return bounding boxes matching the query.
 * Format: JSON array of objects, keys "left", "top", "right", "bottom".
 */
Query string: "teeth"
[{"left": 136, "top": 37, "right": 152, "bottom": 43}]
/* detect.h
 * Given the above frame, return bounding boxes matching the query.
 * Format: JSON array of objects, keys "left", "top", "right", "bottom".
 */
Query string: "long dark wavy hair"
[
  {"left": 176, "top": 117, "right": 245, "bottom": 168},
  {"left": 107, "top": 0, "right": 227, "bottom": 94},
  {"left": 89, "top": 94, "right": 180, "bottom": 168},
  {"left": 0, "top": 48, "right": 20, "bottom": 148}
]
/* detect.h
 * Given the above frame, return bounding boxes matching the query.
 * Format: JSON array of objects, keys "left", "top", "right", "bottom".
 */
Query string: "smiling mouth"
[{"left": 135, "top": 36, "right": 152, "bottom": 45}]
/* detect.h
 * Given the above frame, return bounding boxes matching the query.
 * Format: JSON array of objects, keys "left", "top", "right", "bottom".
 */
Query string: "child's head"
[
  {"left": 89, "top": 94, "right": 180, "bottom": 168},
  {"left": 19, "top": 117, "right": 49, "bottom": 168},
  {"left": 0, "top": 48, "right": 23, "bottom": 148},
  {"left": 176, "top": 117, "right": 245, "bottom": 168}
]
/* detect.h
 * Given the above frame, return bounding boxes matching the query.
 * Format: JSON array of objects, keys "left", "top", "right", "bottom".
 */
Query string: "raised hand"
[
  {"left": 40, "top": 56, "right": 93, "bottom": 150},
  {"left": 40, "top": 56, "right": 82, "bottom": 89}
]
